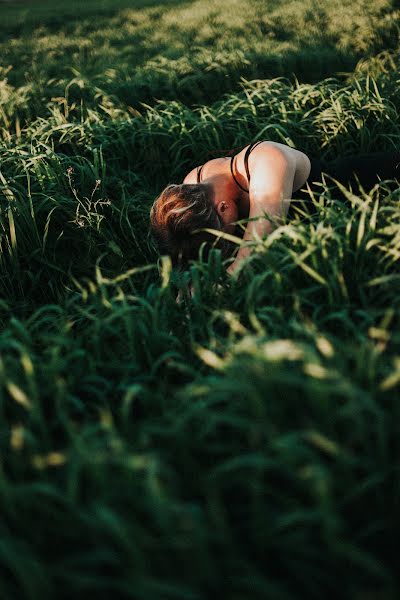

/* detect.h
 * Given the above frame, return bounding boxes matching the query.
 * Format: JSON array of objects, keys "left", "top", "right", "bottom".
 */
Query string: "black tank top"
[{"left": 196, "top": 140, "right": 264, "bottom": 192}]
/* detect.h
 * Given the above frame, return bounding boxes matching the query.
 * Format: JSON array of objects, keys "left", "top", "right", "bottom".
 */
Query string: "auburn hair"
[{"left": 150, "top": 183, "right": 231, "bottom": 268}]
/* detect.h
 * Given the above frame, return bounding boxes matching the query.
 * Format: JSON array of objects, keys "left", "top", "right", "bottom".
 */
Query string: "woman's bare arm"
[{"left": 227, "top": 144, "right": 298, "bottom": 274}]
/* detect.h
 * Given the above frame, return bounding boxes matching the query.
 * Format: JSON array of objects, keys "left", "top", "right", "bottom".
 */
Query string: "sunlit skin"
[{"left": 183, "top": 141, "right": 312, "bottom": 273}]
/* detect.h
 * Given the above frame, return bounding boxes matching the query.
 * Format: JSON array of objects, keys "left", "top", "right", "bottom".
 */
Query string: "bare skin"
[{"left": 183, "top": 141, "right": 311, "bottom": 274}]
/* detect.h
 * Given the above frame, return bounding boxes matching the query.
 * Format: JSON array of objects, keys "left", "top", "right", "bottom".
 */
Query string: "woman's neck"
[{"left": 201, "top": 157, "right": 250, "bottom": 218}]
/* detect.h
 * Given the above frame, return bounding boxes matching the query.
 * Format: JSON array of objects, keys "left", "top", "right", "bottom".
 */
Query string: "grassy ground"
[{"left": 1, "top": 1, "right": 400, "bottom": 598}]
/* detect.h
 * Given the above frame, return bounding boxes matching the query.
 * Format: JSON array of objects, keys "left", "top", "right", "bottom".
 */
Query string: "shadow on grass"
[{"left": 1, "top": 0, "right": 193, "bottom": 37}]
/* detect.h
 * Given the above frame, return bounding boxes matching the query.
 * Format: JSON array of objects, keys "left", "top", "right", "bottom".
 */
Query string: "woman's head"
[{"left": 150, "top": 182, "right": 237, "bottom": 268}]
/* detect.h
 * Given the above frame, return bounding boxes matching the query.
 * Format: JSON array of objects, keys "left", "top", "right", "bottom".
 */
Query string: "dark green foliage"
[{"left": 0, "top": 1, "right": 400, "bottom": 598}]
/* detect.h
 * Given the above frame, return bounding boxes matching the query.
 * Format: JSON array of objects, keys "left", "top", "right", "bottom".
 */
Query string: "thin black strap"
[
  {"left": 197, "top": 164, "right": 205, "bottom": 182},
  {"left": 230, "top": 155, "right": 249, "bottom": 192},
  {"left": 244, "top": 140, "right": 264, "bottom": 181},
  {"left": 230, "top": 140, "right": 264, "bottom": 193}
]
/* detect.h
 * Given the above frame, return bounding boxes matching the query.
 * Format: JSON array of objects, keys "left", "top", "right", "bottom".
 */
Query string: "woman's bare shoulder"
[
  {"left": 182, "top": 157, "right": 229, "bottom": 183},
  {"left": 183, "top": 166, "right": 198, "bottom": 184},
  {"left": 243, "top": 141, "right": 311, "bottom": 193},
  {"left": 242, "top": 140, "right": 309, "bottom": 161}
]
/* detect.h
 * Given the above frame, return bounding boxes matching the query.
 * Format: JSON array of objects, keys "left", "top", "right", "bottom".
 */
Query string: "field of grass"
[{"left": 1, "top": 0, "right": 400, "bottom": 598}]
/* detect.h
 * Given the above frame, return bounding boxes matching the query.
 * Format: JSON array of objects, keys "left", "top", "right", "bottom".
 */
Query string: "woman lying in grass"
[{"left": 150, "top": 141, "right": 400, "bottom": 273}]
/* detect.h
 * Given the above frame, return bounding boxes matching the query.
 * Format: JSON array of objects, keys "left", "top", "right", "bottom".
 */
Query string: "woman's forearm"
[
  {"left": 227, "top": 202, "right": 286, "bottom": 275},
  {"left": 227, "top": 156, "right": 297, "bottom": 274}
]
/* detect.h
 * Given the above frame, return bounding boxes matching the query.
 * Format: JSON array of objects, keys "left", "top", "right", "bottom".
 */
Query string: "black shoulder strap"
[
  {"left": 244, "top": 140, "right": 264, "bottom": 182},
  {"left": 230, "top": 140, "right": 264, "bottom": 192},
  {"left": 196, "top": 164, "right": 205, "bottom": 182},
  {"left": 230, "top": 155, "right": 249, "bottom": 192}
]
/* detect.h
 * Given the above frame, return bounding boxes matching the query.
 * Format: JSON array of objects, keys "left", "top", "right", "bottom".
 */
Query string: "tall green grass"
[{"left": 0, "top": 1, "right": 400, "bottom": 598}]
